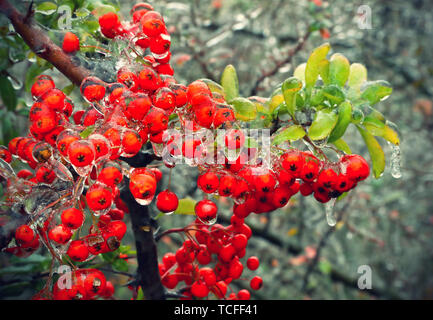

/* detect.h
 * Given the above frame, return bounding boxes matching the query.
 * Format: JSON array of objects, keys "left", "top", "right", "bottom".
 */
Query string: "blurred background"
[{"left": 0, "top": 0, "right": 432, "bottom": 299}]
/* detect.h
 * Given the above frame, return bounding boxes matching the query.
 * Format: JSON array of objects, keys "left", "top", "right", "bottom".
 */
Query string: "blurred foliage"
[{"left": 1, "top": 0, "right": 433, "bottom": 300}]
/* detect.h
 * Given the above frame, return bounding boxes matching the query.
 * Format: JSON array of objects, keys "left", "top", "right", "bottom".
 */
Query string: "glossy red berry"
[
  {"left": 86, "top": 183, "right": 113, "bottom": 211},
  {"left": 156, "top": 189, "right": 179, "bottom": 213},
  {"left": 247, "top": 256, "right": 260, "bottom": 270},
  {"left": 62, "top": 32, "right": 80, "bottom": 53},
  {"left": 15, "top": 225, "right": 35, "bottom": 245},
  {"left": 61, "top": 208, "right": 85, "bottom": 229},
  {"left": 237, "top": 289, "right": 250, "bottom": 300},
  {"left": 48, "top": 224, "right": 72, "bottom": 244},
  {"left": 317, "top": 167, "right": 338, "bottom": 189},
  {"left": 31, "top": 75, "right": 55, "bottom": 99},
  {"left": 341, "top": 154, "right": 370, "bottom": 182},
  {"left": 67, "top": 240, "right": 89, "bottom": 262},
  {"left": 281, "top": 150, "right": 305, "bottom": 177},
  {"left": 129, "top": 168, "right": 157, "bottom": 205},
  {"left": 218, "top": 175, "right": 236, "bottom": 197},
  {"left": 195, "top": 199, "right": 218, "bottom": 223},
  {"left": 68, "top": 140, "right": 95, "bottom": 167},
  {"left": 197, "top": 171, "right": 219, "bottom": 193},
  {"left": 140, "top": 11, "right": 166, "bottom": 37},
  {"left": 191, "top": 280, "right": 209, "bottom": 298},
  {"left": 250, "top": 276, "right": 263, "bottom": 290}
]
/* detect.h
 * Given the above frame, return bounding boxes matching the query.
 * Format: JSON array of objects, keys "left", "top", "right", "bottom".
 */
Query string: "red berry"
[
  {"left": 281, "top": 150, "right": 305, "bottom": 177},
  {"left": 48, "top": 224, "right": 72, "bottom": 244},
  {"left": 197, "top": 171, "right": 219, "bottom": 193},
  {"left": 68, "top": 140, "right": 95, "bottom": 167},
  {"left": 97, "top": 164, "right": 123, "bottom": 186},
  {"left": 129, "top": 168, "right": 157, "bottom": 204},
  {"left": 247, "top": 256, "right": 260, "bottom": 270},
  {"left": 62, "top": 32, "right": 80, "bottom": 53},
  {"left": 15, "top": 225, "right": 35, "bottom": 245},
  {"left": 156, "top": 189, "right": 179, "bottom": 213},
  {"left": 86, "top": 183, "right": 113, "bottom": 211},
  {"left": 237, "top": 289, "right": 250, "bottom": 300},
  {"left": 31, "top": 75, "right": 55, "bottom": 99},
  {"left": 191, "top": 280, "right": 209, "bottom": 298},
  {"left": 341, "top": 154, "right": 370, "bottom": 182},
  {"left": 195, "top": 199, "right": 218, "bottom": 223},
  {"left": 61, "top": 208, "right": 85, "bottom": 229},
  {"left": 199, "top": 267, "right": 216, "bottom": 286},
  {"left": 232, "top": 233, "right": 248, "bottom": 251},
  {"left": 67, "top": 240, "right": 89, "bottom": 262},
  {"left": 250, "top": 276, "right": 263, "bottom": 290},
  {"left": 140, "top": 11, "right": 166, "bottom": 37}
]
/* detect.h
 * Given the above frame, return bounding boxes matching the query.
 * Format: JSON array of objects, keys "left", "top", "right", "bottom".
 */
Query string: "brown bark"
[{"left": 0, "top": 0, "right": 90, "bottom": 86}]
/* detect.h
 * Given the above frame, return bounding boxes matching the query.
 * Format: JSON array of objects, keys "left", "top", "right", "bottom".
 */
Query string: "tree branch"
[
  {"left": 250, "top": 30, "right": 311, "bottom": 96},
  {"left": 0, "top": 0, "right": 90, "bottom": 86},
  {"left": 120, "top": 177, "right": 165, "bottom": 300}
]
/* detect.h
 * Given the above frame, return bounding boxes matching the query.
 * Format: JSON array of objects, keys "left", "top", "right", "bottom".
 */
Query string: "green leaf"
[
  {"left": 0, "top": 76, "right": 17, "bottom": 111},
  {"left": 272, "top": 125, "right": 306, "bottom": 145},
  {"left": 329, "top": 53, "right": 350, "bottom": 87},
  {"left": 305, "top": 43, "right": 331, "bottom": 92},
  {"left": 200, "top": 78, "right": 225, "bottom": 97},
  {"left": 173, "top": 198, "right": 197, "bottom": 215},
  {"left": 363, "top": 114, "right": 386, "bottom": 136},
  {"left": 89, "top": 4, "right": 117, "bottom": 18},
  {"left": 318, "top": 59, "right": 330, "bottom": 85},
  {"left": 321, "top": 85, "right": 345, "bottom": 105},
  {"left": 220, "top": 64, "right": 239, "bottom": 102},
  {"left": 112, "top": 259, "right": 129, "bottom": 272},
  {"left": 351, "top": 108, "right": 364, "bottom": 124},
  {"left": 281, "top": 77, "right": 302, "bottom": 117},
  {"left": 36, "top": 2, "right": 57, "bottom": 15},
  {"left": 318, "top": 260, "right": 332, "bottom": 274},
  {"left": 293, "top": 63, "right": 306, "bottom": 83},
  {"left": 348, "top": 63, "right": 367, "bottom": 91},
  {"left": 137, "top": 287, "right": 145, "bottom": 300},
  {"left": 357, "top": 125, "right": 385, "bottom": 179},
  {"left": 82, "top": 20, "right": 100, "bottom": 33},
  {"left": 328, "top": 101, "right": 352, "bottom": 143},
  {"left": 310, "top": 89, "right": 324, "bottom": 106},
  {"left": 62, "top": 84, "right": 75, "bottom": 96},
  {"left": 332, "top": 138, "right": 351, "bottom": 154},
  {"left": 248, "top": 96, "right": 269, "bottom": 115},
  {"left": 308, "top": 109, "right": 338, "bottom": 141},
  {"left": 360, "top": 80, "right": 392, "bottom": 105},
  {"left": 268, "top": 88, "right": 285, "bottom": 114},
  {"left": 80, "top": 125, "right": 95, "bottom": 138},
  {"left": 382, "top": 125, "right": 400, "bottom": 145},
  {"left": 230, "top": 97, "right": 257, "bottom": 121}
]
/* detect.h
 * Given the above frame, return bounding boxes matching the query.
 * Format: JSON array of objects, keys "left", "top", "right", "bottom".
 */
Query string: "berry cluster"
[
  {"left": 0, "top": 2, "right": 373, "bottom": 300},
  {"left": 50, "top": 268, "right": 114, "bottom": 300},
  {"left": 158, "top": 215, "right": 262, "bottom": 300}
]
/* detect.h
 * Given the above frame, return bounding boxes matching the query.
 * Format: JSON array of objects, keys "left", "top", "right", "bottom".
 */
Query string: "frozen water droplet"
[
  {"left": 0, "top": 158, "right": 15, "bottom": 179},
  {"left": 198, "top": 215, "right": 217, "bottom": 226},
  {"left": 7, "top": 76, "right": 22, "bottom": 90},
  {"left": 135, "top": 197, "right": 153, "bottom": 206},
  {"left": 390, "top": 144, "right": 402, "bottom": 179},
  {"left": 325, "top": 198, "right": 337, "bottom": 227}
]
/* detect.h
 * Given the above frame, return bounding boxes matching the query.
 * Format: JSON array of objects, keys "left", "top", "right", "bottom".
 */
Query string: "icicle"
[
  {"left": 390, "top": 144, "right": 402, "bottom": 179},
  {"left": 325, "top": 198, "right": 337, "bottom": 227}
]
